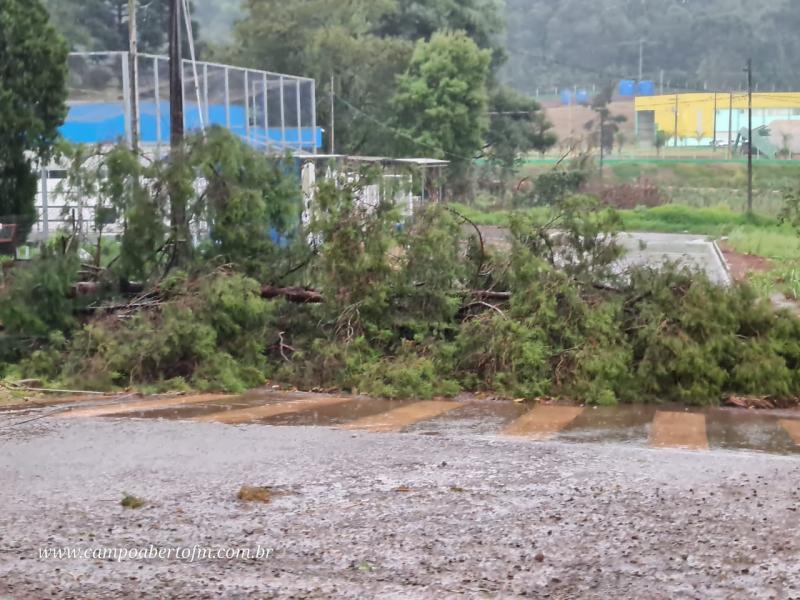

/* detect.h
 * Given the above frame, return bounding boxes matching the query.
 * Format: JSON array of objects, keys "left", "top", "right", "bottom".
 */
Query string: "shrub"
[{"left": 60, "top": 271, "right": 275, "bottom": 392}]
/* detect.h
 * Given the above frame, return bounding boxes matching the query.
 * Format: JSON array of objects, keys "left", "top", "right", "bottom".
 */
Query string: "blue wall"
[{"left": 60, "top": 101, "right": 322, "bottom": 151}]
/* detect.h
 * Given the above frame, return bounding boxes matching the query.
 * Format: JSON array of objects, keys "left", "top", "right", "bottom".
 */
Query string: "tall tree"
[
  {"left": 226, "top": 0, "right": 408, "bottom": 156},
  {"left": 393, "top": 31, "right": 491, "bottom": 176},
  {"left": 0, "top": 0, "right": 68, "bottom": 242},
  {"left": 485, "top": 87, "right": 556, "bottom": 174},
  {"left": 378, "top": 0, "right": 505, "bottom": 67},
  {"left": 42, "top": 0, "right": 198, "bottom": 54},
  {"left": 584, "top": 85, "right": 627, "bottom": 175}
]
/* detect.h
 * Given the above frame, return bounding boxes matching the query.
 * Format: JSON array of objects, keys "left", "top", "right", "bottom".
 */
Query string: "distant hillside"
[{"left": 502, "top": 0, "right": 800, "bottom": 95}]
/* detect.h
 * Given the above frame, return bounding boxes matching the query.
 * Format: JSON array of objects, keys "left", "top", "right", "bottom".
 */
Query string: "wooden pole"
[
  {"left": 128, "top": 0, "right": 139, "bottom": 150},
  {"left": 727, "top": 92, "right": 733, "bottom": 160},
  {"left": 168, "top": 0, "right": 189, "bottom": 266},
  {"left": 169, "top": 0, "right": 183, "bottom": 149},
  {"left": 712, "top": 92, "right": 717, "bottom": 151},
  {"left": 329, "top": 74, "right": 335, "bottom": 154},
  {"left": 746, "top": 59, "right": 753, "bottom": 214},
  {"left": 673, "top": 94, "right": 679, "bottom": 148}
]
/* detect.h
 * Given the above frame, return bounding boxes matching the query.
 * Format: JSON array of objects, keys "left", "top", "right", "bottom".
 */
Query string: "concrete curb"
[{"left": 711, "top": 240, "right": 733, "bottom": 286}]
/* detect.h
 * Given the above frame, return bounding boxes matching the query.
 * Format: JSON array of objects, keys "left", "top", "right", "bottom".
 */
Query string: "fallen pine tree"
[{"left": 2, "top": 131, "right": 800, "bottom": 405}]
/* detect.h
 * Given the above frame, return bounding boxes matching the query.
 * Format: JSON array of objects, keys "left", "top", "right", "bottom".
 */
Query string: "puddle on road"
[
  {"left": 259, "top": 396, "right": 412, "bottom": 426},
  {"left": 43, "top": 388, "right": 800, "bottom": 456},
  {"left": 709, "top": 408, "right": 800, "bottom": 455},
  {"left": 555, "top": 404, "right": 658, "bottom": 447},
  {"left": 60, "top": 393, "right": 235, "bottom": 419},
  {"left": 342, "top": 401, "right": 461, "bottom": 432},
  {"left": 405, "top": 400, "right": 530, "bottom": 435}
]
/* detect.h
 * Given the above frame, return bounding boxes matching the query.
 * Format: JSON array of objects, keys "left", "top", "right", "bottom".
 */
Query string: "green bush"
[{"left": 59, "top": 271, "right": 275, "bottom": 392}]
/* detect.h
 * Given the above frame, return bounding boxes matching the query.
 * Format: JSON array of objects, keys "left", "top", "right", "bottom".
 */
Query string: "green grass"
[
  {"left": 520, "top": 159, "right": 800, "bottom": 188},
  {"left": 725, "top": 226, "right": 800, "bottom": 260},
  {"left": 451, "top": 201, "right": 784, "bottom": 239},
  {"left": 618, "top": 205, "right": 777, "bottom": 236}
]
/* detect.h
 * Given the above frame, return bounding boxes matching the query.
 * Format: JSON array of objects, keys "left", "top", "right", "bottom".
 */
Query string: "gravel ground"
[{"left": 1, "top": 417, "right": 799, "bottom": 599}]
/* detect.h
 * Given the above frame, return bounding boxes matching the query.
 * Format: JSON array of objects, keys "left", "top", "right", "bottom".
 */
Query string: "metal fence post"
[
  {"left": 203, "top": 63, "right": 209, "bottom": 125},
  {"left": 244, "top": 70, "right": 251, "bottom": 144},
  {"left": 268, "top": 73, "right": 269, "bottom": 152},
  {"left": 310, "top": 79, "right": 317, "bottom": 154},
  {"left": 224, "top": 67, "right": 230, "bottom": 129},
  {"left": 279, "top": 75, "right": 286, "bottom": 149},
  {"left": 40, "top": 167, "right": 49, "bottom": 237},
  {"left": 121, "top": 52, "right": 133, "bottom": 145},
  {"left": 154, "top": 56, "right": 162, "bottom": 157},
  {"left": 296, "top": 78, "right": 302, "bottom": 151}
]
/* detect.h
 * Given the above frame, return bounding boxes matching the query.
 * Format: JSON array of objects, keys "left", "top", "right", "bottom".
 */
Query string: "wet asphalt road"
[
  {"left": 476, "top": 227, "right": 731, "bottom": 285},
  {"left": 1, "top": 397, "right": 800, "bottom": 598}
]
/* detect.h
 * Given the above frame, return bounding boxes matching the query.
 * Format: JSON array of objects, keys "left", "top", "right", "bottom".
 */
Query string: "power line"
[{"left": 332, "top": 94, "right": 474, "bottom": 162}]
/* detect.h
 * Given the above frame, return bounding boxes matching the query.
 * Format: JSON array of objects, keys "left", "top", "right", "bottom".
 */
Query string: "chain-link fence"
[
  {"left": 21, "top": 53, "right": 320, "bottom": 242},
  {"left": 65, "top": 52, "right": 319, "bottom": 154}
]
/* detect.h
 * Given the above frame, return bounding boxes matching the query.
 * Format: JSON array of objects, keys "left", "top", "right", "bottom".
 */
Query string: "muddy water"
[{"left": 6, "top": 390, "right": 800, "bottom": 455}]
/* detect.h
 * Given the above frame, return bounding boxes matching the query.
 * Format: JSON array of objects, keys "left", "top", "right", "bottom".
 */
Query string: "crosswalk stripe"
[
  {"left": 503, "top": 405, "right": 584, "bottom": 439},
  {"left": 60, "top": 394, "right": 235, "bottom": 418},
  {"left": 195, "top": 396, "right": 354, "bottom": 425},
  {"left": 779, "top": 419, "right": 800, "bottom": 445},
  {"left": 342, "top": 401, "right": 461, "bottom": 433},
  {"left": 649, "top": 411, "right": 708, "bottom": 450}
]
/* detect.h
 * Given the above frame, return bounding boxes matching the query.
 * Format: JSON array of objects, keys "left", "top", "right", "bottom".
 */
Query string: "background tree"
[
  {"left": 654, "top": 129, "right": 670, "bottom": 158},
  {"left": 392, "top": 31, "right": 491, "bottom": 181},
  {"left": 0, "top": 0, "right": 68, "bottom": 242},
  {"left": 377, "top": 0, "right": 506, "bottom": 67},
  {"left": 584, "top": 85, "right": 627, "bottom": 175},
  {"left": 42, "top": 0, "right": 198, "bottom": 53},
  {"left": 223, "top": 0, "right": 506, "bottom": 159},
  {"left": 484, "top": 87, "right": 556, "bottom": 175}
]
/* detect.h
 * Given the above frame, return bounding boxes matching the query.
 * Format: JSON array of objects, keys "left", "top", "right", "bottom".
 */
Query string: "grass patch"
[
  {"left": 451, "top": 201, "right": 784, "bottom": 239},
  {"left": 743, "top": 261, "right": 800, "bottom": 301},
  {"left": 726, "top": 227, "right": 800, "bottom": 260},
  {"left": 618, "top": 205, "right": 777, "bottom": 236}
]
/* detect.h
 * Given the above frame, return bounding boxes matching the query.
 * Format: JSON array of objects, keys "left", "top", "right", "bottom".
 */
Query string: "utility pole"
[
  {"left": 329, "top": 74, "right": 335, "bottom": 154},
  {"left": 673, "top": 94, "right": 679, "bottom": 148},
  {"left": 128, "top": 0, "right": 139, "bottom": 150},
  {"left": 712, "top": 92, "right": 717, "bottom": 152},
  {"left": 745, "top": 58, "right": 753, "bottom": 214},
  {"left": 168, "top": 0, "right": 188, "bottom": 266},
  {"left": 638, "top": 37, "right": 644, "bottom": 84},
  {"left": 727, "top": 92, "right": 733, "bottom": 160},
  {"left": 169, "top": 0, "right": 184, "bottom": 150},
  {"left": 568, "top": 85, "right": 575, "bottom": 136},
  {"left": 599, "top": 113, "right": 605, "bottom": 178}
]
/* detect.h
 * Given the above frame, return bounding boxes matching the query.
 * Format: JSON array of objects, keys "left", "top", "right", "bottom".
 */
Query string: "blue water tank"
[
  {"left": 619, "top": 79, "right": 636, "bottom": 97},
  {"left": 576, "top": 89, "right": 590, "bottom": 105},
  {"left": 638, "top": 80, "right": 655, "bottom": 96},
  {"left": 559, "top": 89, "right": 573, "bottom": 105}
]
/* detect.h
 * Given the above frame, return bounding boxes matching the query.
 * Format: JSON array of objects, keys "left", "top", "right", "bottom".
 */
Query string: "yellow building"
[{"left": 634, "top": 93, "right": 800, "bottom": 147}]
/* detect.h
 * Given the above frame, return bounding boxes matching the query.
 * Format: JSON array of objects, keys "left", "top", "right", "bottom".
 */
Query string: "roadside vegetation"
[{"left": 2, "top": 130, "right": 800, "bottom": 406}]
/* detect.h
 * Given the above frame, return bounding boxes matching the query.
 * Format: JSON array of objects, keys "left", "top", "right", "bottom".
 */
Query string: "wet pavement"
[
  {"left": 2, "top": 392, "right": 800, "bottom": 598},
  {"left": 12, "top": 390, "right": 800, "bottom": 456},
  {"left": 477, "top": 227, "right": 732, "bottom": 285}
]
